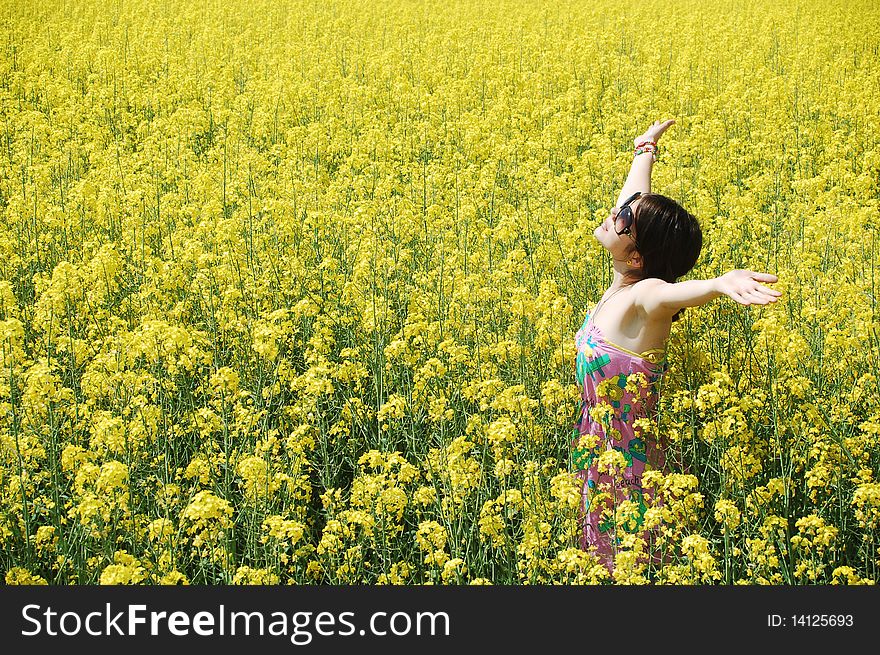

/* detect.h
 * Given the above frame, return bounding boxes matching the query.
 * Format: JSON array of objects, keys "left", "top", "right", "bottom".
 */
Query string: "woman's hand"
[
  {"left": 634, "top": 119, "right": 676, "bottom": 147},
  {"left": 715, "top": 270, "right": 783, "bottom": 306}
]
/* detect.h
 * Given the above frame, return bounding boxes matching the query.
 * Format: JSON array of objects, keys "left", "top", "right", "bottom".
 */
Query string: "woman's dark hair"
[{"left": 625, "top": 193, "right": 702, "bottom": 322}]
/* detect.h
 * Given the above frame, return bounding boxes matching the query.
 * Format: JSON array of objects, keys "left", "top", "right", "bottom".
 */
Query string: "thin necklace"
[{"left": 592, "top": 283, "right": 632, "bottom": 323}]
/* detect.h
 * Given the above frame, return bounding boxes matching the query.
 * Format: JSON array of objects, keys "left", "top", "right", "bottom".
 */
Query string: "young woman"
[{"left": 570, "top": 119, "right": 782, "bottom": 574}]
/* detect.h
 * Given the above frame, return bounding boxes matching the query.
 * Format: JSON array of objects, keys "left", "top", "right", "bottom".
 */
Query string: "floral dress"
[{"left": 570, "top": 302, "right": 669, "bottom": 573}]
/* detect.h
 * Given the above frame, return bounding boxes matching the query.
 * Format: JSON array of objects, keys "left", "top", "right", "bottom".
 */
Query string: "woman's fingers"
[
  {"left": 745, "top": 288, "right": 778, "bottom": 304},
  {"left": 730, "top": 273, "right": 783, "bottom": 305},
  {"left": 750, "top": 271, "right": 779, "bottom": 282},
  {"left": 749, "top": 282, "right": 782, "bottom": 298},
  {"left": 735, "top": 286, "right": 778, "bottom": 305},
  {"left": 645, "top": 119, "right": 675, "bottom": 138},
  {"left": 757, "top": 285, "right": 783, "bottom": 296}
]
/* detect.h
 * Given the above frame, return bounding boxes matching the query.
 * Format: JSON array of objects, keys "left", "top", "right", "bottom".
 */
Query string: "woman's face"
[{"left": 593, "top": 197, "right": 641, "bottom": 257}]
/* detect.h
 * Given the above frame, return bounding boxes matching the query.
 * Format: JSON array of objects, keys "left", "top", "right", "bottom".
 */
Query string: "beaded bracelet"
[{"left": 634, "top": 141, "right": 658, "bottom": 161}]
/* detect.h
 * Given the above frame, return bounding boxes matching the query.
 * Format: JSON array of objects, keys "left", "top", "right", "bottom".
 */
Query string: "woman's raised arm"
[{"left": 614, "top": 119, "right": 675, "bottom": 208}]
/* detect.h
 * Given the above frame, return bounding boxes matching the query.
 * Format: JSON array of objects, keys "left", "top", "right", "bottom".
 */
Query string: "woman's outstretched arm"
[
  {"left": 635, "top": 270, "right": 783, "bottom": 316},
  {"left": 614, "top": 119, "right": 675, "bottom": 208}
]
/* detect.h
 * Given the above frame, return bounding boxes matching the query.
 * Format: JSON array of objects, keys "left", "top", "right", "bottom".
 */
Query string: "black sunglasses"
[{"left": 614, "top": 191, "right": 641, "bottom": 238}]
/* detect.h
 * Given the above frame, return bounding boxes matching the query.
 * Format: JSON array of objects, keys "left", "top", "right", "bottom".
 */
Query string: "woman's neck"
[{"left": 609, "top": 267, "right": 636, "bottom": 291}]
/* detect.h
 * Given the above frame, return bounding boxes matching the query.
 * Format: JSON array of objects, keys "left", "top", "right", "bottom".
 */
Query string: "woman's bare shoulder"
[
  {"left": 634, "top": 277, "right": 668, "bottom": 291},
  {"left": 632, "top": 277, "right": 674, "bottom": 318}
]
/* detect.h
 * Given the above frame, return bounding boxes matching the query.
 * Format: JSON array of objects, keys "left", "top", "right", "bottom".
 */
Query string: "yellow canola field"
[{"left": 1, "top": 0, "right": 879, "bottom": 584}]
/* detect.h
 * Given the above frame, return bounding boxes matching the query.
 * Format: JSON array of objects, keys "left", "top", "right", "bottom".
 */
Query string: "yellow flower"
[
  {"left": 100, "top": 551, "right": 146, "bottom": 585},
  {"left": 550, "top": 471, "right": 581, "bottom": 510},
  {"left": 232, "top": 566, "right": 280, "bottom": 585},
  {"left": 377, "top": 562, "right": 413, "bottom": 585},
  {"left": 5, "top": 568, "right": 48, "bottom": 585},
  {"left": 441, "top": 558, "right": 467, "bottom": 583},
  {"left": 147, "top": 518, "right": 174, "bottom": 542},
  {"left": 714, "top": 499, "right": 742, "bottom": 531},
  {"left": 96, "top": 461, "right": 129, "bottom": 495},
  {"left": 181, "top": 491, "right": 233, "bottom": 536},
  {"left": 416, "top": 521, "right": 448, "bottom": 553},
  {"left": 680, "top": 535, "right": 722, "bottom": 582},
  {"left": 830, "top": 566, "right": 875, "bottom": 585},
  {"left": 35, "top": 526, "right": 58, "bottom": 554},
  {"left": 261, "top": 515, "right": 306, "bottom": 545},
  {"left": 596, "top": 448, "right": 628, "bottom": 476},
  {"left": 157, "top": 571, "right": 190, "bottom": 585},
  {"left": 852, "top": 482, "right": 880, "bottom": 529},
  {"left": 478, "top": 500, "right": 506, "bottom": 547},
  {"left": 210, "top": 366, "right": 240, "bottom": 395}
]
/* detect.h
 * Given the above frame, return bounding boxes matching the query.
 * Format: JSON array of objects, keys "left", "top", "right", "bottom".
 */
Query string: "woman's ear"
[{"left": 626, "top": 251, "right": 642, "bottom": 268}]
